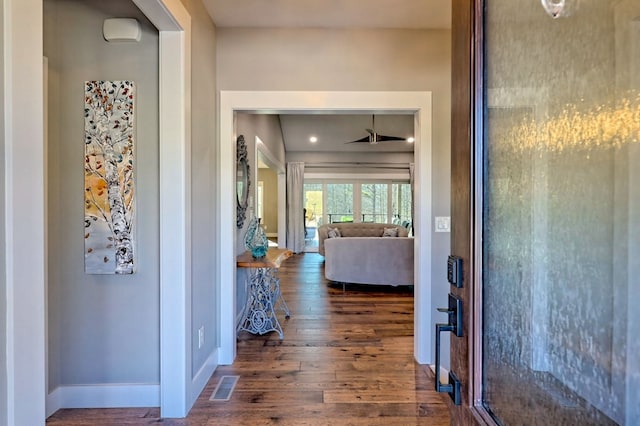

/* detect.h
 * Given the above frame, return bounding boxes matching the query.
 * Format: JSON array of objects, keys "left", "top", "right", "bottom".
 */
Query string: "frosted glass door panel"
[{"left": 482, "top": 1, "right": 639, "bottom": 425}]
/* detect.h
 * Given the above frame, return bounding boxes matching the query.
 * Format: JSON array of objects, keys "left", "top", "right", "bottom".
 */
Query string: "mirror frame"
[{"left": 236, "top": 135, "right": 250, "bottom": 228}]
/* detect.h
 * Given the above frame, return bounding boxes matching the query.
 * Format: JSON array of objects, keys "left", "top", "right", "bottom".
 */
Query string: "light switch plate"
[
  {"left": 435, "top": 216, "right": 451, "bottom": 233},
  {"left": 198, "top": 326, "right": 204, "bottom": 349}
]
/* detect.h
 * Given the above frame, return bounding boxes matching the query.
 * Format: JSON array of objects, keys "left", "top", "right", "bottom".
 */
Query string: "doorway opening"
[
  {"left": 217, "top": 91, "right": 434, "bottom": 365},
  {"left": 255, "top": 136, "right": 287, "bottom": 249}
]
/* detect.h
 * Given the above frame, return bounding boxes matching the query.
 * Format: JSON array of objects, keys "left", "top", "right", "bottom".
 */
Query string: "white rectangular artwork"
[{"left": 84, "top": 80, "right": 136, "bottom": 274}]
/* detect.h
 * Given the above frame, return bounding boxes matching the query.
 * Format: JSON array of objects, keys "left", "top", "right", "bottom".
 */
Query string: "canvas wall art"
[{"left": 84, "top": 80, "right": 136, "bottom": 274}]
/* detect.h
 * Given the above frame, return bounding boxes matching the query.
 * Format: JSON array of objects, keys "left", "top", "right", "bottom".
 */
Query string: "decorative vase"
[{"left": 244, "top": 217, "right": 269, "bottom": 258}]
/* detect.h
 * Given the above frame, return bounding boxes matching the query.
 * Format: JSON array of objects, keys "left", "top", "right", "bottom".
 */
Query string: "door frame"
[
  {"left": 130, "top": 0, "right": 193, "bottom": 418},
  {"left": 217, "top": 91, "right": 434, "bottom": 364},
  {"left": 448, "top": 0, "right": 488, "bottom": 424},
  {"left": 4, "top": 1, "right": 47, "bottom": 424}
]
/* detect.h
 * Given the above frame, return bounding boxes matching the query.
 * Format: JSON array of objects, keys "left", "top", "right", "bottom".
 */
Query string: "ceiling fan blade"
[
  {"left": 375, "top": 134, "right": 407, "bottom": 142},
  {"left": 365, "top": 128, "right": 375, "bottom": 134},
  {"left": 344, "top": 135, "right": 372, "bottom": 144}
]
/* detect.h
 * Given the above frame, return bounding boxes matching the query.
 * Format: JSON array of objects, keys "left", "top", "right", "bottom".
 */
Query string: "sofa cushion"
[
  {"left": 382, "top": 227, "right": 399, "bottom": 237},
  {"left": 327, "top": 227, "right": 342, "bottom": 238}
]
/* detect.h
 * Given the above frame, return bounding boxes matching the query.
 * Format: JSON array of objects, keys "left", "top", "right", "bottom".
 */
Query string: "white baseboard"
[
  {"left": 190, "top": 349, "right": 218, "bottom": 408},
  {"left": 429, "top": 364, "right": 450, "bottom": 384},
  {"left": 46, "top": 383, "right": 160, "bottom": 417},
  {"left": 46, "top": 350, "right": 220, "bottom": 418}
]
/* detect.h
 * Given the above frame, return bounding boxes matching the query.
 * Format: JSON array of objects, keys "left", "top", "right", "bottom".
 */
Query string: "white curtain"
[
  {"left": 286, "top": 162, "right": 305, "bottom": 253},
  {"left": 409, "top": 163, "right": 415, "bottom": 236}
]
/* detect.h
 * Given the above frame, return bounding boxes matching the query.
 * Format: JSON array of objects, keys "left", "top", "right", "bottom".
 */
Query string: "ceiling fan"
[{"left": 345, "top": 115, "right": 408, "bottom": 145}]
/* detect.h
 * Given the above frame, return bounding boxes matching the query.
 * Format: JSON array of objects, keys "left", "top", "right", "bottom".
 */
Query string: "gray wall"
[
  {"left": 181, "top": 0, "right": 219, "bottom": 379},
  {"left": 235, "top": 113, "right": 286, "bottom": 315},
  {"left": 236, "top": 112, "right": 286, "bottom": 237},
  {"left": 219, "top": 28, "right": 452, "bottom": 364},
  {"left": 0, "top": 0, "right": 7, "bottom": 421},
  {"left": 43, "top": 0, "right": 220, "bottom": 403},
  {"left": 44, "top": 0, "right": 160, "bottom": 388}
]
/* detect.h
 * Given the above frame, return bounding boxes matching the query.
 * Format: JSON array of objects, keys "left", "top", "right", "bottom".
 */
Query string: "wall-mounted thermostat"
[{"left": 103, "top": 18, "right": 141, "bottom": 42}]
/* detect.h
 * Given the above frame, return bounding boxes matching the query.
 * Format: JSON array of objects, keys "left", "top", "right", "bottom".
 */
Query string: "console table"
[{"left": 236, "top": 248, "right": 292, "bottom": 339}]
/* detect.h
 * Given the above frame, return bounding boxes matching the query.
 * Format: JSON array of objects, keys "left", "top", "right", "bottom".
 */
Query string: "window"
[
  {"left": 304, "top": 183, "right": 323, "bottom": 228},
  {"left": 326, "top": 183, "right": 354, "bottom": 223},
  {"left": 361, "top": 183, "right": 388, "bottom": 223},
  {"left": 392, "top": 183, "right": 412, "bottom": 227},
  {"left": 304, "top": 179, "right": 411, "bottom": 226},
  {"left": 257, "top": 181, "right": 264, "bottom": 221}
]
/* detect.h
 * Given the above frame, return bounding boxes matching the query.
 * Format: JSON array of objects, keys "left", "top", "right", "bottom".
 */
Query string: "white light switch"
[
  {"left": 435, "top": 216, "right": 451, "bottom": 233},
  {"left": 198, "top": 326, "right": 204, "bottom": 349}
]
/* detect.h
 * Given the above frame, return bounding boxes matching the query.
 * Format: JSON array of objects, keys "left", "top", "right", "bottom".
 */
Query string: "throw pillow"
[
  {"left": 327, "top": 227, "right": 342, "bottom": 238},
  {"left": 382, "top": 227, "right": 399, "bottom": 237}
]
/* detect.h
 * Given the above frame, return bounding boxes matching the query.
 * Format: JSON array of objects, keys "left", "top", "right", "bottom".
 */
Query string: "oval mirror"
[{"left": 236, "top": 135, "right": 250, "bottom": 228}]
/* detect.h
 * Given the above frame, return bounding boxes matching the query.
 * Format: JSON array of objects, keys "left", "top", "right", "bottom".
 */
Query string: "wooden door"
[
  {"left": 446, "top": 1, "right": 639, "bottom": 424},
  {"left": 447, "top": 0, "right": 481, "bottom": 424}
]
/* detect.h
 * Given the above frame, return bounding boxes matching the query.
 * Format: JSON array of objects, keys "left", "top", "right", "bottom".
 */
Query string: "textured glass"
[{"left": 482, "top": 1, "right": 640, "bottom": 425}]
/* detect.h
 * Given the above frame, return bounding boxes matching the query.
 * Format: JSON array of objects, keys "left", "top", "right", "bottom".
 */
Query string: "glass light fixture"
[{"left": 540, "top": 0, "right": 579, "bottom": 19}]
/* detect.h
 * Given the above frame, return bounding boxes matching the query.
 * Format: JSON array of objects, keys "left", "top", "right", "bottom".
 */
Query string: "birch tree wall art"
[{"left": 84, "top": 80, "right": 136, "bottom": 274}]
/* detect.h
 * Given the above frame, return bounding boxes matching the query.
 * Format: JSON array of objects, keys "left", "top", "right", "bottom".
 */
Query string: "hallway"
[{"left": 47, "top": 253, "right": 449, "bottom": 425}]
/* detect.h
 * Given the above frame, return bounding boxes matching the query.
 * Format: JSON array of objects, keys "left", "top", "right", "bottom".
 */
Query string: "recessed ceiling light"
[
  {"left": 309, "top": 136, "right": 318, "bottom": 143},
  {"left": 407, "top": 137, "right": 415, "bottom": 143}
]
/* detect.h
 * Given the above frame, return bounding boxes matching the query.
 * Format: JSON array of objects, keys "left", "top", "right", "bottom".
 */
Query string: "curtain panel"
[{"left": 286, "top": 162, "right": 305, "bottom": 253}]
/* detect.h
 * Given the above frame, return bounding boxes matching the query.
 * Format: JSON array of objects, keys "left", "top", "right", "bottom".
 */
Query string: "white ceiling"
[
  {"left": 204, "top": 1, "right": 448, "bottom": 154},
  {"left": 202, "top": 0, "right": 451, "bottom": 30}
]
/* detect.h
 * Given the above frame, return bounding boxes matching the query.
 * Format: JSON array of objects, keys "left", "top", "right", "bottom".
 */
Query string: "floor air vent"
[{"left": 209, "top": 375, "right": 239, "bottom": 402}]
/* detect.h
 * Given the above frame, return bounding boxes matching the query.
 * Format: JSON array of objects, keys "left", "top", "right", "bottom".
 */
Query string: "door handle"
[{"left": 435, "top": 293, "right": 462, "bottom": 405}]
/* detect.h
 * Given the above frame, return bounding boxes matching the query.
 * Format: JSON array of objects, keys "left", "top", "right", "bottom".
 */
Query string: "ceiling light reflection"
[{"left": 501, "top": 92, "right": 640, "bottom": 153}]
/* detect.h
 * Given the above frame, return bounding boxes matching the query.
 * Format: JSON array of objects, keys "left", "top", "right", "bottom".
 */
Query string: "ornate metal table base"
[{"left": 237, "top": 267, "right": 290, "bottom": 339}]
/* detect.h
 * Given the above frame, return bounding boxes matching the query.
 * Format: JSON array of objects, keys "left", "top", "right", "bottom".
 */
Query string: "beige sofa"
[
  {"left": 318, "top": 223, "right": 413, "bottom": 286},
  {"left": 317, "top": 222, "right": 409, "bottom": 256}
]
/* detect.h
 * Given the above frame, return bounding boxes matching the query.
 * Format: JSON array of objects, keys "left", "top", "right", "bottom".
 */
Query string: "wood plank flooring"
[{"left": 47, "top": 253, "right": 450, "bottom": 425}]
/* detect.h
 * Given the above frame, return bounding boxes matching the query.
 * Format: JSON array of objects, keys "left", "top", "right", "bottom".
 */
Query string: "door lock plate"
[{"left": 447, "top": 255, "right": 463, "bottom": 288}]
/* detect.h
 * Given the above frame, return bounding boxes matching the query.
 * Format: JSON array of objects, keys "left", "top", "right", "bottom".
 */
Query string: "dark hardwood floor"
[{"left": 47, "top": 253, "right": 450, "bottom": 425}]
